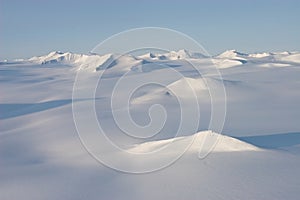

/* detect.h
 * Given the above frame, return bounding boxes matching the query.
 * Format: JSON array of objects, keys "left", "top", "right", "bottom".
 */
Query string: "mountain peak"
[{"left": 217, "top": 50, "right": 248, "bottom": 59}]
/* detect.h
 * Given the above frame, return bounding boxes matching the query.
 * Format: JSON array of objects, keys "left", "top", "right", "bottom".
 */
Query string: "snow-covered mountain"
[
  {"left": 217, "top": 49, "right": 300, "bottom": 64},
  {"left": 28, "top": 51, "right": 139, "bottom": 72},
  {"left": 216, "top": 49, "right": 249, "bottom": 60},
  {"left": 28, "top": 49, "right": 207, "bottom": 63},
  {"left": 138, "top": 49, "right": 207, "bottom": 60},
  {"left": 18, "top": 49, "right": 300, "bottom": 72}
]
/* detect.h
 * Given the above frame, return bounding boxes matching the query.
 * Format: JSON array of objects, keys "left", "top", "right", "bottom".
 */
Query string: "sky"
[{"left": 0, "top": 0, "right": 299, "bottom": 60}]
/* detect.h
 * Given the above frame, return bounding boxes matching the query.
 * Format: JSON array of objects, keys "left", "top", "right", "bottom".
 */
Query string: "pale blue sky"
[{"left": 1, "top": 0, "right": 299, "bottom": 60}]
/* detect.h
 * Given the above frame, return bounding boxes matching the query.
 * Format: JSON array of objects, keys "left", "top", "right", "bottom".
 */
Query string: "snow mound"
[
  {"left": 129, "top": 130, "right": 261, "bottom": 154},
  {"left": 274, "top": 52, "right": 300, "bottom": 64},
  {"left": 131, "top": 77, "right": 209, "bottom": 104},
  {"left": 167, "top": 77, "right": 208, "bottom": 92},
  {"left": 213, "top": 50, "right": 248, "bottom": 68},
  {"left": 259, "top": 63, "right": 291, "bottom": 68},
  {"left": 212, "top": 58, "right": 245, "bottom": 68}
]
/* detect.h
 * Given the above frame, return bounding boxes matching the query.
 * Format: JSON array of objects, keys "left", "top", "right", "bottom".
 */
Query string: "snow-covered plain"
[{"left": 1, "top": 50, "right": 300, "bottom": 199}]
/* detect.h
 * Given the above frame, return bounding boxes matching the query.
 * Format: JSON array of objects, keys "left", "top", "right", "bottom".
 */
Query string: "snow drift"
[{"left": 129, "top": 130, "right": 260, "bottom": 154}]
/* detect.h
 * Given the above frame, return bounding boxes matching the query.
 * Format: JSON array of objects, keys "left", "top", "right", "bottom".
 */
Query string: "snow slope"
[
  {"left": 129, "top": 130, "right": 260, "bottom": 154},
  {"left": 1, "top": 49, "right": 300, "bottom": 200}
]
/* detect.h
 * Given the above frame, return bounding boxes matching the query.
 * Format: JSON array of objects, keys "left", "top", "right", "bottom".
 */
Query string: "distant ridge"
[{"left": 3, "top": 49, "right": 298, "bottom": 71}]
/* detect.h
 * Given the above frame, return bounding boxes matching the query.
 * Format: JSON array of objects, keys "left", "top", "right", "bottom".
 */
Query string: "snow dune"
[
  {"left": 129, "top": 130, "right": 260, "bottom": 154},
  {"left": 130, "top": 77, "right": 210, "bottom": 104},
  {"left": 167, "top": 77, "right": 208, "bottom": 92}
]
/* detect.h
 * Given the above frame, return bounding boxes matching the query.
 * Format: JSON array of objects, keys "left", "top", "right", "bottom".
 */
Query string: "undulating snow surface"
[{"left": 1, "top": 50, "right": 300, "bottom": 200}]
